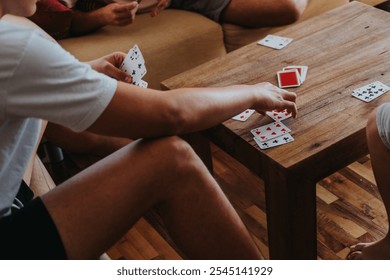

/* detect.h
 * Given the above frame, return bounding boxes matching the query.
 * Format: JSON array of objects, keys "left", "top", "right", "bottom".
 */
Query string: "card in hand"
[
  {"left": 120, "top": 44, "right": 147, "bottom": 85},
  {"left": 277, "top": 69, "right": 301, "bottom": 88},
  {"left": 133, "top": 79, "right": 148, "bottom": 88},
  {"left": 266, "top": 109, "right": 292, "bottom": 122},
  {"left": 250, "top": 121, "right": 291, "bottom": 142},
  {"left": 352, "top": 81, "right": 390, "bottom": 102},
  {"left": 232, "top": 109, "right": 255, "bottom": 122},
  {"left": 257, "top": 35, "right": 293, "bottom": 50},
  {"left": 283, "top": 66, "right": 308, "bottom": 83},
  {"left": 253, "top": 133, "right": 294, "bottom": 150}
]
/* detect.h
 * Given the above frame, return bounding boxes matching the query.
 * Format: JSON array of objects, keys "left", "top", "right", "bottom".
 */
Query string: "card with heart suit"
[
  {"left": 257, "top": 35, "right": 293, "bottom": 50},
  {"left": 283, "top": 66, "right": 308, "bottom": 83},
  {"left": 253, "top": 133, "right": 294, "bottom": 150},
  {"left": 266, "top": 109, "right": 292, "bottom": 122},
  {"left": 232, "top": 109, "right": 255, "bottom": 122},
  {"left": 352, "top": 81, "right": 390, "bottom": 102},
  {"left": 277, "top": 69, "right": 301, "bottom": 88},
  {"left": 120, "top": 44, "right": 147, "bottom": 86},
  {"left": 250, "top": 121, "right": 291, "bottom": 142}
]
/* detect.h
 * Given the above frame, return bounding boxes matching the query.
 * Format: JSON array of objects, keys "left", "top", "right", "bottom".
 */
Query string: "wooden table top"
[{"left": 161, "top": 2, "right": 390, "bottom": 174}]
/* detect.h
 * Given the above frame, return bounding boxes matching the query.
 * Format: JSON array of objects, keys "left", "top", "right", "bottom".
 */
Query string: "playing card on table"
[
  {"left": 120, "top": 44, "right": 147, "bottom": 85},
  {"left": 266, "top": 109, "right": 292, "bottom": 122},
  {"left": 352, "top": 81, "right": 390, "bottom": 102},
  {"left": 277, "top": 69, "right": 301, "bottom": 88},
  {"left": 283, "top": 66, "right": 308, "bottom": 83},
  {"left": 232, "top": 109, "right": 255, "bottom": 122},
  {"left": 257, "top": 35, "right": 293, "bottom": 50},
  {"left": 253, "top": 133, "right": 294, "bottom": 150},
  {"left": 250, "top": 121, "right": 291, "bottom": 142}
]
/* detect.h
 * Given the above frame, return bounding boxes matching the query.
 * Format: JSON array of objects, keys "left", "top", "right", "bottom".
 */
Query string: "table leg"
[{"left": 264, "top": 162, "right": 317, "bottom": 259}]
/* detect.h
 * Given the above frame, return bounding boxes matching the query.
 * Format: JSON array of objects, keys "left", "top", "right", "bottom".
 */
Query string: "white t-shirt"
[{"left": 0, "top": 21, "right": 117, "bottom": 217}]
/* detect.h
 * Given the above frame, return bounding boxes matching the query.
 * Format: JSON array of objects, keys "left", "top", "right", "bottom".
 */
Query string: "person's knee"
[
  {"left": 138, "top": 136, "right": 201, "bottom": 170},
  {"left": 366, "top": 109, "right": 378, "bottom": 141},
  {"left": 283, "top": 0, "right": 308, "bottom": 24}
]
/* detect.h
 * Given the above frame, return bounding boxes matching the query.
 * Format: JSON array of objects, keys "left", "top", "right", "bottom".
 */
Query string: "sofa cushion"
[
  {"left": 60, "top": 9, "right": 226, "bottom": 89},
  {"left": 222, "top": 0, "right": 349, "bottom": 52}
]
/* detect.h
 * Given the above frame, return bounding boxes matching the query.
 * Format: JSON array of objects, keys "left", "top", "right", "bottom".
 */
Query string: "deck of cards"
[
  {"left": 352, "top": 81, "right": 390, "bottom": 102},
  {"left": 120, "top": 44, "right": 148, "bottom": 88},
  {"left": 277, "top": 66, "right": 308, "bottom": 88}
]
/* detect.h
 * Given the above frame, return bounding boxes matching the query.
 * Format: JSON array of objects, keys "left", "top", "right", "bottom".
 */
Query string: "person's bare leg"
[
  {"left": 41, "top": 136, "right": 263, "bottom": 259},
  {"left": 221, "top": 0, "right": 308, "bottom": 27},
  {"left": 348, "top": 109, "right": 390, "bottom": 259}
]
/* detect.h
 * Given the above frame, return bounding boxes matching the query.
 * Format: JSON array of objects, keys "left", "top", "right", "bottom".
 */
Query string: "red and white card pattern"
[
  {"left": 266, "top": 109, "right": 292, "bottom": 122},
  {"left": 232, "top": 109, "right": 255, "bottom": 122},
  {"left": 250, "top": 121, "right": 294, "bottom": 150},
  {"left": 277, "top": 66, "right": 308, "bottom": 88}
]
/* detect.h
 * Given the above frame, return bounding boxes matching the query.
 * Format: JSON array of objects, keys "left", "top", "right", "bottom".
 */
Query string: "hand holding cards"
[{"left": 120, "top": 44, "right": 148, "bottom": 88}]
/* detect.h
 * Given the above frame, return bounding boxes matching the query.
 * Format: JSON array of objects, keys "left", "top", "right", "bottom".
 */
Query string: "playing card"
[
  {"left": 232, "top": 109, "right": 255, "bottom": 122},
  {"left": 250, "top": 121, "right": 291, "bottom": 142},
  {"left": 257, "top": 35, "right": 293, "bottom": 50},
  {"left": 352, "top": 81, "right": 390, "bottom": 102},
  {"left": 277, "top": 69, "right": 301, "bottom": 88},
  {"left": 266, "top": 109, "right": 292, "bottom": 122},
  {"left": 283, "top": 66, "right": 308, "bottom": 83},
  {"left": 253, "top": 133, "right": 294, "bottom": 150},
  {"left": 133, "top": 79, "right": 148, "bottom": 88},
  {"left": 120, "top": 44, "right": 147, "bottom": 84}
]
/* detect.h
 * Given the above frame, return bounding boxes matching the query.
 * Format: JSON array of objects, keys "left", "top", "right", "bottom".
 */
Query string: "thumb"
[{"left": 107, "top": 64, "right": 133, "bottom": 83}]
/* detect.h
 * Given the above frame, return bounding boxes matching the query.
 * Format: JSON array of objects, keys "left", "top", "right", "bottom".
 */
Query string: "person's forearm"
[
  {"left": 87, "top": 81, "right": 296, "bottom": 140},
  {"left": 70, "top": 10, "right": 107, "bottom": 36}
]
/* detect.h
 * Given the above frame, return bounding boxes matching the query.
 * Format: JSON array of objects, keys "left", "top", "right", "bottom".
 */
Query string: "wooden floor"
[{"left": 99, "top": 144, "right": 387, "bottom": 260}]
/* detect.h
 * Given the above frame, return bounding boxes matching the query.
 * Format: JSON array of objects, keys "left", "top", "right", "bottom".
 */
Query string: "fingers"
[
  {"left": 150, "top": 0, "right": 169, "bottom": 17},
  {"left": 108, "top": 2, "right": 139, "bottom": 25},
  {"left": 107, "top": 63, "right": 133, "bottom": 83}
]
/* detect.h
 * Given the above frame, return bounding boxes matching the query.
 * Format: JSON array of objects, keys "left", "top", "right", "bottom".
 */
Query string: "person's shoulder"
[{"left": 0, "top": 21, "right": 40, "bottom": 43}]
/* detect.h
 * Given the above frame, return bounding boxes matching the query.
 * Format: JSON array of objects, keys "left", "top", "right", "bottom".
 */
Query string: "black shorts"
[{"left": 0, "top": 182, "right": 67, "bottom": 259}]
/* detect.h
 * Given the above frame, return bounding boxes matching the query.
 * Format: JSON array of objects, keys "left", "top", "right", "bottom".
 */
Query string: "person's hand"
[
  {"left": 100, "top": 2, "right": 139, "bottom": 26},
  {"left": 150, "top": 0, "right": 170, "bottom": 17},
  {"left": 88, "top": 52, "right": 132, "bottom": 83},
  {"left": 252, "top": 82, "right": 298, "bottom": 117}
]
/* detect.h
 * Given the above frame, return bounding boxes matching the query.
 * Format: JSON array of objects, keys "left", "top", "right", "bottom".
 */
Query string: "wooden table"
[{"left": 161, "top": 2, "right": 390, "bottom": 259}]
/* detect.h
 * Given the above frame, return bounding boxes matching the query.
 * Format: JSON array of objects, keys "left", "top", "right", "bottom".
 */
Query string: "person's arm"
[
  {"left": 70, "top": 2, "right": 139, "bottom": 36},
  {"left": 87, "top": 81, "right": 297, "bottom": 140}
]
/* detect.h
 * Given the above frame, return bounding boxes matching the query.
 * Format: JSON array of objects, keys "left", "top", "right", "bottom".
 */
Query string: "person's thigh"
[
  {"left": 40, "top": 136, "right": 199, "bottom": 259},
  {"left": 169, "top": 0, "right": 231, "bottom": 21}
]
